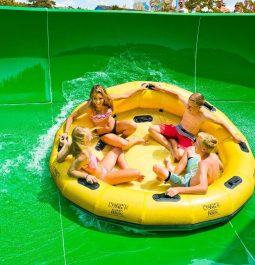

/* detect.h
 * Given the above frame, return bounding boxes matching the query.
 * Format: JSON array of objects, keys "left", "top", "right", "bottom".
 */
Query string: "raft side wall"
[{"left": 0, "top": 8, "right": 254, "bottom": 104}]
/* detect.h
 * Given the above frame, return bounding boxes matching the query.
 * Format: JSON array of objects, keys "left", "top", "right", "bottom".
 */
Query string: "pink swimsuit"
[
  {"left": 91, "top": 108, "right": 112, "bottom": 122},
  {"left": 83, "top": 152, "right": 107, "bottom": 177},
  {"left": 86, "top": 153, "right": 99, "bottom": 170}
]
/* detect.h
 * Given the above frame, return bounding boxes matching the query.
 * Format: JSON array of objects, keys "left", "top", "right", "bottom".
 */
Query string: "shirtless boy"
[
  {"left": 148, "top": 84, "right": 243, "bottom": 161},
  {"left": 153, "top": 132, "right": 224, "bottom": 196}
]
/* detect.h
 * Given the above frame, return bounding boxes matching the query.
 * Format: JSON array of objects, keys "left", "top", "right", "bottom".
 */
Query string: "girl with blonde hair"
[{"left": 57, "top": 126, "right": 144, "bottom": 185}]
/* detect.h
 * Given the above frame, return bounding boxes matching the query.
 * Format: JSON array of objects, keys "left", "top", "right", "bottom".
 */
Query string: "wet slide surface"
[{"left": 1, "top": 7, "right": 255, "bottom": 265}]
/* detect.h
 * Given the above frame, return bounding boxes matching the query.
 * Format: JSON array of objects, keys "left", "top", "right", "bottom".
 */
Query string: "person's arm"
[
  {"left": 62, "top": 101, "right": 91, "bottom": 137},
  {"left": 203, "top": 111, "right": 243, "bottom": 143},
  {"left": 57, "top": 140, "right": 71, "bottom": 163},
  {"left": 166, "top": 162, "right": 209, "bottom": 196},
  {"left": 173, "top": 149, "right": 188, "bottom": 175},
  {"left": 150, "top": 83, "right": 187, "bottom": 105},
  {"left": 68, "top": 153, "right": 98, "bottom": 184},
  {"left": 219, "top": 159, "right": 224, "bottom": 171},
  {"left": 110, "top": 84, "right": 147, "bottom": 100}
]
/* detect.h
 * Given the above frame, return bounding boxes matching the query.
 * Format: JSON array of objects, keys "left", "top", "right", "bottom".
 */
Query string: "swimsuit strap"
[{"left": 92, "top": 108, "right": 112, "bottom": 121}]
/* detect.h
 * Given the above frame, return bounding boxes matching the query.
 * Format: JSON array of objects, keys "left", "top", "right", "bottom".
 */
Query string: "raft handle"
[
  {"left": 239, "top": 142, "right": 249, "bottom": 153},
  {"left": 147, "top": 83, "right": 155, "bottom": 89},
  {"left": 141, "top": 83, "right": 155, "bottom": 89},
  {"left": 204, "top": 102, "right": 216, "bottom": 112},
  {"left": 134, "top": 115, "right": 153, "bottom": 123},
  {"left": 95, "top": 140, "right": 106, "bottom": 151},
  {"left": 224, "top": 176, "right": 242, "bottom": 189},
  {"left": 153, "top": 193, "right": 181, "bottom": 202},
  {"left": 78, "top": 178, "right": 100, "bottom": 190}
]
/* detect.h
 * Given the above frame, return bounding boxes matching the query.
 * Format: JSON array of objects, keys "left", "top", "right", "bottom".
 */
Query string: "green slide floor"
[{"left": 0, "top": 8, "right": 255, "bottom": 265}]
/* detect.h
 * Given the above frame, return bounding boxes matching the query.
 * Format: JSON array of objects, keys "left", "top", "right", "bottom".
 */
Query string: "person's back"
[
  {"left": 190, "top": 152, "right": 222, "bottom": 187},
  {"left": 206, "top": 153, "right": 222, "bottom": 184},
  {"left": 189, "top": 132, "right": 223, "bottom": 188}
]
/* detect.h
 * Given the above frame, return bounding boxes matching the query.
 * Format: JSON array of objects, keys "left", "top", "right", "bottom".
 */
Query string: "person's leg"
[
  {"left": 169, "top": 172, "right": 190, "bottom": 187},
  {"left": 116, "top": 120, "right": 137, "bottom": 138},
  {"left": 100, "top": 168, "right": 144, "bottom": 185},
  {"left": 100, "top": 147, "right": 122, "bottom": 171},
  {"left": 116, "top": 150, "right": 129, "bottom": 169},
  {"left": 176, "top": 148, "right": 185, "bottom": 160},
  {"left": 153, "top": 163, "right": 186, "bottom": 186},
  {"left": 100, "top": 133, "right": 146, "bottom": 150},
  {"left": 170, "top": 139, "right": 185, "bottom": 161},
  {"left": 148, "top": 125, "right": 174, "bottom": 157},
  {"left": 176, "top": 135, "right": 193, "bottom": 161},
  {"left": 164, "top": 158, "right": 175, "bottom": 171},
  {"left": 153, "top": 164, "right": 169, "bottom": 182}
]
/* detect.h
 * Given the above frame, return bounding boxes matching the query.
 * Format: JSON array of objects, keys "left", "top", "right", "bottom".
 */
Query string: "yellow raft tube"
[{"left": 49, "top": 81, "right": 255, "bottom": 231}]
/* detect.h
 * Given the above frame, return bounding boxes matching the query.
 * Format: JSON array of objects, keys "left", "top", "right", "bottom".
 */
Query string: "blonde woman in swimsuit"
[
  {"left": 57, "top": 126, "right": 144, "bottom": 185},
  {"left": 61, "top": 84, "right": 147, "bottom": 150}
]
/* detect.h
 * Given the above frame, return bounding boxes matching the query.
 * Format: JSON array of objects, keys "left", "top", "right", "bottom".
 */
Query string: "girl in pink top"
[
  {"left": 57, "top": 126, "right": 144, "bottom": 185},
  {"left": 61, "top": 84, "right": 146, "bottom": 150}
]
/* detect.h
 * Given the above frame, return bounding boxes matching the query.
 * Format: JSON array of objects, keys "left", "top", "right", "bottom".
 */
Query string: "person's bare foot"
[
  {"left": 136, "top": 175, "right": 145, "bottom": 182},
  {"left": 136, "top": 138, "right": 148, "bottom": 145},
  {"left": 156, "top": 175, "right": 166, "bottom": 182}
]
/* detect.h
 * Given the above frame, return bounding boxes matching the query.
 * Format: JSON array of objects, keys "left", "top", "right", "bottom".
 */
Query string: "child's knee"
[
  {"left": 153, "top": 164, "right": 162, "bottom": 173},
  {"left": 177, "top": 148, "right": 185, "bottom": 159},
  {"left": 111, "top": 146, "right": 122, "bottom": 155},
  {"left": 148, "top": 125, "right": 158, "bottom": 134}
]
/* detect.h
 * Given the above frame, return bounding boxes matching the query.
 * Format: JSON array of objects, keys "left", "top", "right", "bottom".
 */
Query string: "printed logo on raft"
[
  {"left": 108, "top": 202, "right": 129, "bottom": 217},
  {"left": 202, "top": 202, "right": 220, "bottom": 217}
]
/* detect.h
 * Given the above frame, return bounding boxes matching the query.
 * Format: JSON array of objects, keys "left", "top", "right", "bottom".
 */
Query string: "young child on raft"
[
  {"left": 57, "top": 126, "right": 144, "bottom": 185},
  {"left": 153, "top": 132, "right": 223, "bottom": 196}
]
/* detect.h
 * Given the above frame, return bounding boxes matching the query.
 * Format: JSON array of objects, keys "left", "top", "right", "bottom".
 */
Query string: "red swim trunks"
[{"left": 159, "top": 124, "right": 194, "bottom": 148}]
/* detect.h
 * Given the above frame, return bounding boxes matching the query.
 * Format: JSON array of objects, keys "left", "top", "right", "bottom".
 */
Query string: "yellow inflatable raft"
[{"left": 49, "top": 81, "right": 255, "bottom": 231}]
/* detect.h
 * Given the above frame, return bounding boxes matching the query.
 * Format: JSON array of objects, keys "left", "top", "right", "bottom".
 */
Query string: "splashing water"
[
  {"left": 0, "top": 50, "right": 185, "bottom": 231},
  {"left": 26, "top": 100, "right": 79, "bottom": 176},
  {"left": 17, "top": 51, "right": 185, "bottom": 231}
]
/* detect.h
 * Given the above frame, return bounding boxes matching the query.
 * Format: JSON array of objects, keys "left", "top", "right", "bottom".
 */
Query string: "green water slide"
[{"left": 1, "top": 7, "right": 255, "bottom": 265}]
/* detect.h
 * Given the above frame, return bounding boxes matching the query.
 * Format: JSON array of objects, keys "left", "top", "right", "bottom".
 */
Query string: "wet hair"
[
  {"left": 90, "top": 84, "right": 113, "bottom": 111},
  {"left": 198, "top": 132, "right": 218, "bottom": 153},
  {"left": 189, "top": 93, "right": 205, "bottom": 107},
  {"left": 71, "top": 126, "right": 92, "bottom": 157}
]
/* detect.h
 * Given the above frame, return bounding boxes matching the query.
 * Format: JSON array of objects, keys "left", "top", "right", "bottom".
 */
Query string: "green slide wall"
[
  {"left": 1, "top": 7, "right": 255, "bottom": 265},
  {"left": 0, "top": 7, "right": 254, "bottom": 104}
]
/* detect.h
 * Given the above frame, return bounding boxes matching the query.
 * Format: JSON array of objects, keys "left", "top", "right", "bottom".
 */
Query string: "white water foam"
[
  {"left": 2, "top": 155, "right": 24, "bottom": 175},
  {"left": 26, "top": 100, "right": 78, "bottom": 176},
  {"left": 189, "top": 259, "right": 230, "bottom": 265}
]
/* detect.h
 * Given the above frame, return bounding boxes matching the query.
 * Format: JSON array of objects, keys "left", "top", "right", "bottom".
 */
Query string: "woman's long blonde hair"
[
  {"left": 71, "top": 126, "right": 92, "bottom": 157},
  {"left": 90, "top": 84, "right": 113, "bottom": 112}
]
